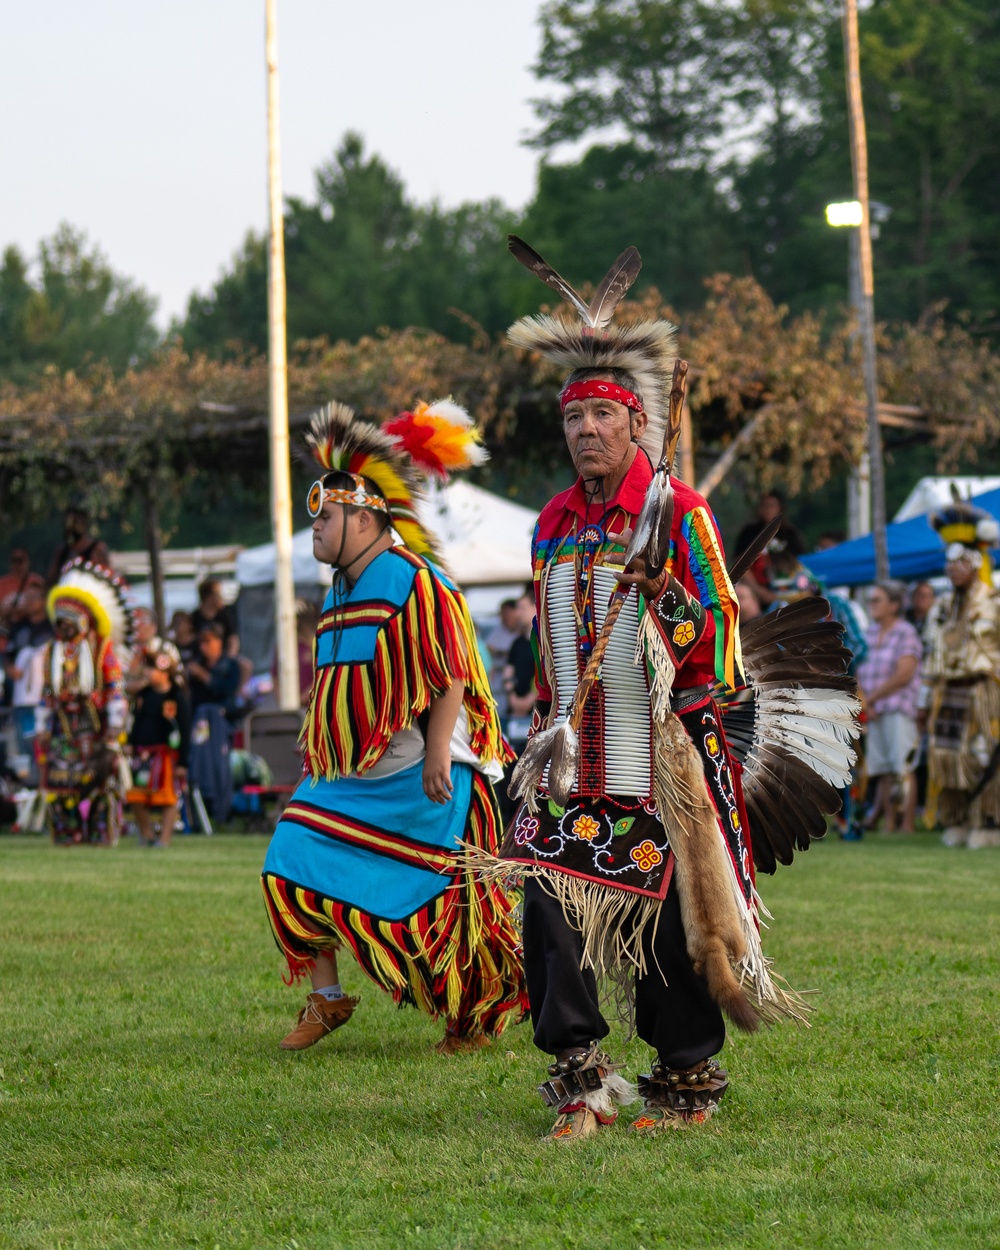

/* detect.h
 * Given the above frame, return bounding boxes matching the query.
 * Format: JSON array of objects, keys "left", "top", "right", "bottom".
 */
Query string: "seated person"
[{"left": 186, "top": 623, "right": 241, "bottom": 720}]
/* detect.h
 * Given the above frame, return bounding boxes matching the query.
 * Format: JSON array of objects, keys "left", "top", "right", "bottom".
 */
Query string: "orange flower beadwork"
[
  {"left": 630, "top": 840, "right": 663, "bottom": 872},
  {"left": 672, "top": 620, "right": 696, "bottom": 647},
  {"left": 572, "top": 814, "right": 601, "bottom": 842}
]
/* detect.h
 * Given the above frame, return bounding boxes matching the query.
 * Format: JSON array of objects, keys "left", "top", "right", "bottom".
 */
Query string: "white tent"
[
  {"left": 234, "top": 480, "right": 537, "bottom": 590},
  {"left": 235, "top": 525, "right": 331, "bottom": 589},
  {"left": 893, "top": 476, "right": 1000, "bottom": 522}
]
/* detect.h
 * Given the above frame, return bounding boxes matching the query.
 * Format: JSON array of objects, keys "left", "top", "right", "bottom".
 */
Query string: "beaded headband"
[{"left": 307, "top": 472, "right": 389, "bottom": 519}]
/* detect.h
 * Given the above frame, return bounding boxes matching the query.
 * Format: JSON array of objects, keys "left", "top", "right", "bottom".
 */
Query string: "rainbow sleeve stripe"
[{"left": 681, "top": 507, "right": 742, "bottom": 690}]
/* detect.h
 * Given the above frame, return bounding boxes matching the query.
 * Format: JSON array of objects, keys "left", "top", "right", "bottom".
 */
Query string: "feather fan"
[{"left": 723, "top": 595, "right": 862, "bottom": 874}]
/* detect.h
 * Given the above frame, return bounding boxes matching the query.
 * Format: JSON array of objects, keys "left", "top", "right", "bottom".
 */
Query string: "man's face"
[
  {"left": 8, "top": 549, "right": 29, "bottom": 576},
  {"left": 912, "top": 583, "right": 935, "bottom": 616},
  {"left": 867, "top": 587, "right": 894, "bottom": 623},
  {"left": 65, "top": 510, "right": 87, "bottom": 541},
  {"left": 22, "top": 587, "right": 45, "bottom": 620},
  {"left": 499, "top": 604, "right": 517, "bottom": 632},
  {"left": 562, "top": 384, "right": 645, "bottom": 481},
  {"left": 55, "top": 615, "right": 82, "bottom": 641},
  {"left": 312, "top": 503, "right": 348, "bottom": 566},
  {"left": 947, "top": 559, "right": 976, "bottom": 589},
  {"left": 312, "top": 504, "right": 376, "bottom": 568},
  {"left": 515, "top": 594, "right": 535, "bottom": 632},
  {"left": 135, "top": 612, "right": 156, "bottom": 643},
  {"left": 759, "top": 495, "right": 782, "bottom": 523},
  {"left": 201, "top": 584, "right": 222, "bottom": 613}
]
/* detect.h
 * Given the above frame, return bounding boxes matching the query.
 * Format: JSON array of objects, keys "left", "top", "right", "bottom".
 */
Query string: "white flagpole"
[{"left": 265, "top": 0, "right": 299, "bottom": 711}]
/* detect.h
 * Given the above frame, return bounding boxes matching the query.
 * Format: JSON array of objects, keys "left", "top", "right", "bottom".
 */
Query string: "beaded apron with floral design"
[{"left": 501, "top": 699, "right": 753, "bottom": 905}]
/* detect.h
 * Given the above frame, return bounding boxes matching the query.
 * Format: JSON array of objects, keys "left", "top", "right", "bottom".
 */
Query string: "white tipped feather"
[
  {"left": 424, "top": 398, "right": 474, "bottom": 428},
  {"left": 547, "top": 723, "right": 580, "bottom": 809},
  {"left": 751, "top": 688, "right": 860, "bottom": 788}
]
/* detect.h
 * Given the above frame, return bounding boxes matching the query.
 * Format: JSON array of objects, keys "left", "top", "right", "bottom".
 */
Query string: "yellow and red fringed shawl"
[{"left": 302, "top": 547, "right": 511, "bottom": 782}]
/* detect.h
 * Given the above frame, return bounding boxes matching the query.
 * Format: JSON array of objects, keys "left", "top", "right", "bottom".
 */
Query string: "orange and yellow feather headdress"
[{"left": 304, "top": 398, "right": 488, "bottom": 561}]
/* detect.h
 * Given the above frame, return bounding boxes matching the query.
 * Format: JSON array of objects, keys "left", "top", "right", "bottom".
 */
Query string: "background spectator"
[
  {"left": 734, "top": 491, "right": 807, "bottom": 608},
  {"left": 735, "top": 577, "right": 762, "bottom": 621},
  {"left": 190, "top": 578, "right": 239, "bottom": 658},
  {"left": 906, "top": 581, "right": 936, "bottom": 653},
  {"left": 485, "top": 599, "right": 519, "bottom": 720},
  {"left": 498, "top": 589, "right": 536, "bottom": 827},
  {"left": 46, "top": 506, "right": 111, "bottom": 585},
  {"left": 126, "top": 642, "right": 191, "bottom": 847},
  {"left": 0, "top": 548, "right": 45, "bottom": 636},
  {"left": 125, "top": 607, "right": 182, "bottom": 697},
  {"left": 7, "top": 589, "right": 52, "bottom": 785},
  {"left": 168, "top": 610, "right": 198, "bottom": 666},
  {"left": 187, "top": 622, "right": 241, "bottom": 720},
  {"left": 857, "top": 581, "right": 923, "bottom": 833}
]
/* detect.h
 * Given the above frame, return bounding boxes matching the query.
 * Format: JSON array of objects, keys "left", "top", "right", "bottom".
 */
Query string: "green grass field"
[{"left": 1, "top": 830, "right": 998, "bottom": 1250}]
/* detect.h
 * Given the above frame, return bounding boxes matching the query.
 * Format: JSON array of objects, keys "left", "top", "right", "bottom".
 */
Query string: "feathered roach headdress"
[
  {"left": 505, "top": 236, "right": 677, "bottom": 461},
  {"left": 48, "top": 558, "right": 135, "bottom": 647},
  {"left": 304, "top": 398, "right": 487, "bottom": 562},
  {"left": 931, "top": 485, "right": 1000, "bottom": 584}
]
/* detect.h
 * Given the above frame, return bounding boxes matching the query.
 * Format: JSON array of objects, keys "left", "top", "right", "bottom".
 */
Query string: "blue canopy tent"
[{"left": 801, "top": 487, "right": 1000, "bottom": 588}]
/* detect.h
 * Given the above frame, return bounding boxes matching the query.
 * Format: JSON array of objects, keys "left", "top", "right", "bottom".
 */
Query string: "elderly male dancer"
[{"left": 484, "top": 238, "right": 859, "bottom": 1141}]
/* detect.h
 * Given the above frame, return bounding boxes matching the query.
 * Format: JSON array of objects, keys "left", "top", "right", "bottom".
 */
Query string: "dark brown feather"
[{"left": 507, "top": 235, "right": 591, "bottom": 324}]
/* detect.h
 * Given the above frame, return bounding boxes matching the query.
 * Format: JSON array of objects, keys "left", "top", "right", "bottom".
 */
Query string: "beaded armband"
[{"left": 647, "top": 574, "right": 708, "bottom": 666}]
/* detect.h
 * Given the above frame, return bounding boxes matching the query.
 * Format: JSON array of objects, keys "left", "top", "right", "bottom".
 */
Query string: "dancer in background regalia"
[
  {"left": 38, "top": 559, "right": 132, "bottom": 845},
  {"left": 923, "top": 499, "right": 1000, "bottom": 848}
]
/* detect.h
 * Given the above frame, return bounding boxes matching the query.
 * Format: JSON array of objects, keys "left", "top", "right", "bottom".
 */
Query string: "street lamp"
[{"left": 826, "top": 200, "right": 863, "bottom": 228}]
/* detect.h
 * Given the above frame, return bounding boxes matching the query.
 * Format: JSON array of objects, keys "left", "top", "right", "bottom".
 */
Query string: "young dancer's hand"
[{"left": 423, "top": 750, "right": 453, "bottom": 805}]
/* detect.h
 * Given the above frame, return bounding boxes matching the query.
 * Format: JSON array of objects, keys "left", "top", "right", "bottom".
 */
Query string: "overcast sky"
[{"left": 2, "top": 1, "right": 547, "bottom": 326}]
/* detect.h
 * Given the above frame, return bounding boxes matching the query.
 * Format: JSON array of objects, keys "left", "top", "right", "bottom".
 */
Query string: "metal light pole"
[
  {"left": 842, "top": 0, "right": 889, "bottom": 580},
  {"left": 826, "top": 201, "right": 871, "bottom": 540},
  {"left": 265, "top": 0, "right": 299, "bottom": 711}
]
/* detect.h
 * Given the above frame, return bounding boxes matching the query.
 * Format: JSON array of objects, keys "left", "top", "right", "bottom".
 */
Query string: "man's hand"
[
  {"left": 422, "top": 749, "right": 453, "bottom": 805},
  {"left": 605, "top": 526, "right": 666, "bottom": 601}
]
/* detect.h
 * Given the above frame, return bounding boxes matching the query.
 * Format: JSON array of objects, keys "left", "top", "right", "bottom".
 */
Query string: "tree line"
[
  {"left": 1, "top": 0, "right": 998, "bottom": 560},
  {"left": 2, "top": 0, "right": 997, "bottom": 383}
]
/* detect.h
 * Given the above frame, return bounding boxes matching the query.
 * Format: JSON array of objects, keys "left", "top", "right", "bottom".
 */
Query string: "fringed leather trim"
[
  {"left": 302, "top": 564, "right": 511, "bottom": 782},
  {"left": 262, "top": 774, "right": 528, "bottom": 1036}
]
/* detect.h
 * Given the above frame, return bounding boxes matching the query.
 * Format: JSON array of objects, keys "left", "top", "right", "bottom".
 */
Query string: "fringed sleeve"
[{"left": 303, "top": 552, "right": 510, "bottom": 782}]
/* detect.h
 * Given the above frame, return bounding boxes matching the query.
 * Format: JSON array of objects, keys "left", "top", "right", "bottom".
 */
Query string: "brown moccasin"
[{"left": 280, "top": 992, "right": 358, "bottom": 1050}]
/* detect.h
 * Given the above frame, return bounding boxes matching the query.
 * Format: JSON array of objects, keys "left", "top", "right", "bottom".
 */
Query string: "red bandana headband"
[{"left": 559, "top": 380, "right": 643, "bottom": 413}]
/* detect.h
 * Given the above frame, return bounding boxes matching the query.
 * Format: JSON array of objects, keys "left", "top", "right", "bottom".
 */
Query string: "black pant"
[{"left": 522, "top": 876, "right": 726, "bottom": 1069}]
